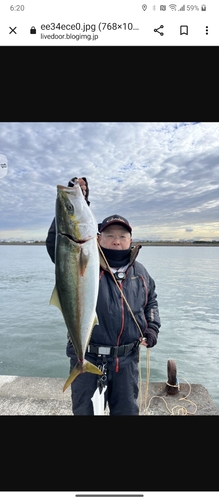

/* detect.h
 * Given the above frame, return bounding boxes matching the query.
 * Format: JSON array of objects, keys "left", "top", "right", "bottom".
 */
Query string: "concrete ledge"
[
  {"left": 0, "top": 375, "right": 218, "bottom": 415},
  {"left": 0, "top": 375, "right": 72, "bottom": 415}
]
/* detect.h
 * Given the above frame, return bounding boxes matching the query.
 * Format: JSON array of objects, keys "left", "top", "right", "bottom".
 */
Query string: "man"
[{"left": 46, "top": 177, "right": 161, "bottom": 415}]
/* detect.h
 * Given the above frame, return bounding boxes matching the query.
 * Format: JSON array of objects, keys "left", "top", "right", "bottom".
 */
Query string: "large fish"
[{"left": 50, "top": 181, "right": 102, "bottom": 392}]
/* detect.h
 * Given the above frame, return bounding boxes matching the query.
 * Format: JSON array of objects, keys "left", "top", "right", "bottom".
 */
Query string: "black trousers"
[{"left": 66, "top": 342, "right": 139, "bottom": 415}]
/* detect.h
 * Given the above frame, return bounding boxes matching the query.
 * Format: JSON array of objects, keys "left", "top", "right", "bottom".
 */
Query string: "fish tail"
[
  {"left": 63, "top": 362, "right": 81, "bottom": 392},
  {"left": 63, "top": 360, "right": 102, "bottom": 393}
]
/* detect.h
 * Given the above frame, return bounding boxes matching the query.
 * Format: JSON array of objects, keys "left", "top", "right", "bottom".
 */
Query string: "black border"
[
  {"left": 1, "top": 46, "right": 218, "bottom": 121},
  {"left": 1, "top": 414, "right": 218, "bottom": 491}
]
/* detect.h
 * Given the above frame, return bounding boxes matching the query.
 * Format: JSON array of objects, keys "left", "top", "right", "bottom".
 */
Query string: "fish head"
[{"left": 56, "top": 183, "right": 98, "bottom": 242}]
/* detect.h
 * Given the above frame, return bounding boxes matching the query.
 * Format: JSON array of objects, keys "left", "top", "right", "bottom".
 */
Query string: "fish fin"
[
  {"left": 49, "top": 285, "right": 62, "bottom": 312},
  {"left": 79, "top": 248, "right": 89, "bottom": 276},
  {"left": 92, "top": 313, "right": 99, "bottom": 329},
  {"left": 84, "top": 360, "right": 102, "bottom": 376},
  {"left": 63, "top": 360, "right": 102, "bottom": 392},
  {"left": 63, "top": 362, "right": 82, "bottom": 392}
]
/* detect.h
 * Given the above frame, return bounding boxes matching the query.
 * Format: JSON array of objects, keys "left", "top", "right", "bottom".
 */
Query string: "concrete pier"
[{"left": 0, "top": 375, "right": 218, "bottom": 415}]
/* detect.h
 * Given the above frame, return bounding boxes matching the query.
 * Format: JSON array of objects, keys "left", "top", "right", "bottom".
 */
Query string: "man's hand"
[
  {"left": 78, "top": 178, "right": 87, "bottom": 198},
  {"left": 145, "top": 328, "right": 158, "bottom": 348},
  {"left": 68, "top": 177, "right": 90, "bottom": 205}
]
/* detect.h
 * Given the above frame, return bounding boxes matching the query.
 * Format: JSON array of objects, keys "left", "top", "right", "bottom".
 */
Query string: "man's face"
[{"left": 98, "top": 224, "right": 132, "bottom": 250}]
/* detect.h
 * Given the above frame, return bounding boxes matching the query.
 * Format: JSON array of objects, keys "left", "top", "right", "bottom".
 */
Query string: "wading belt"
[{"left": 87, "top": 341, "right": 139, "bottom": 357}]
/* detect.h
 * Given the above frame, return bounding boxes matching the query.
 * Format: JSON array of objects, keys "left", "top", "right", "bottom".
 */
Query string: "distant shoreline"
[{"left": 1, "top": 241, "right": 219, "bottom": 247}]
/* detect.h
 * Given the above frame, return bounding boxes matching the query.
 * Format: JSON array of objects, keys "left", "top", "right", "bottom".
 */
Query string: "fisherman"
[{"left": 46, "top": 177, "right": 161, "bottom": 415}]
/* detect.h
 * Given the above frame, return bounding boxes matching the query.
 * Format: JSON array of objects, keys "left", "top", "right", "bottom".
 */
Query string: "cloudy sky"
[{"left": 0, "top": 121, "right": 219, "bottom": 241}]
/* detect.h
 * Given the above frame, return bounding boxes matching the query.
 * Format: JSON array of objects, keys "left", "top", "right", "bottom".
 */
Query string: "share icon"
[{"left": 154, "top": 25, "right": 164, "bottom": 35}]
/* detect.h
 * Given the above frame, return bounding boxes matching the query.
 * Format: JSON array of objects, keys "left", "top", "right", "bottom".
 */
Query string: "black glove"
[{"left": 145, "top": 328, "right": 158, "bottom": 348}]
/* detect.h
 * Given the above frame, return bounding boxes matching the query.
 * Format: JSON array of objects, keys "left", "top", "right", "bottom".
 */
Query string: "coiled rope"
[{"left": 144, "top": 377, "right": 198, "bottom": 415}]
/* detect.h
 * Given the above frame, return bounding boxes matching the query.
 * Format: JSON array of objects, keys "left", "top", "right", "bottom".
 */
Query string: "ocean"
[{"left": 0, "top": 244, "right": 219, "bottom": 409}]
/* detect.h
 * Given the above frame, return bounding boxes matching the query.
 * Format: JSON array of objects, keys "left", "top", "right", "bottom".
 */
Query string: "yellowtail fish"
[{"left": 50, "top": 181, "right": 102, "bottom": 392}]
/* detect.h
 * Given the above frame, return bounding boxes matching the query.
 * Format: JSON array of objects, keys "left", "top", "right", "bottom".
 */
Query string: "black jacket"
[
  {"left": 46, "top": 218, "right": 56, "bottom": 263},
  {"left": 46, "top": 220, "right": 161, "bottom": 369},
  {"left": 93, "top": 245, "right": 161, "bottom": 369}
]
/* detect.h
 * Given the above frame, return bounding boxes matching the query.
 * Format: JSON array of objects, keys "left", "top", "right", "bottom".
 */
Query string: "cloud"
[{"left": 0, "top": 121, "right": 219, "bottom": 241}]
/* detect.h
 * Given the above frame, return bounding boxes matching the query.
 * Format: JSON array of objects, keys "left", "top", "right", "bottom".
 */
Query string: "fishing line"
[{"left": 97, "top": 240, "right": 150, "bottom": 414}]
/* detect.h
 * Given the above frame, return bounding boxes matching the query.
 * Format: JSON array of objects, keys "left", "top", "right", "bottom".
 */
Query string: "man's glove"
[
  {"left": 145, "top": 328, "right": 158, "bottom": 348},
  {"left": 68, "top": 177, "right": 90, "bottom": 206}
]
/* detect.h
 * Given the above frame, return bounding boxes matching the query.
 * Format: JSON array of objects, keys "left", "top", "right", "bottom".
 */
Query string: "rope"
[
  {"left": 166, "top": 381, "right": 180, "bottom": 388},
  {"left": 144, "top": 377, "right": 198, "bottom": 416},
  {"left": 97, "top": 241, "right": 197, "bottom": 416},
  {"left": 97, "top": 240, "right": 150, "bottom": 415}
]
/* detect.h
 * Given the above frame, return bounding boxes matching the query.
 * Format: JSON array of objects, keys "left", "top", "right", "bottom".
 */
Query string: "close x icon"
[{"left": 9, "top": 27, "right": 17, "bottom": 34}]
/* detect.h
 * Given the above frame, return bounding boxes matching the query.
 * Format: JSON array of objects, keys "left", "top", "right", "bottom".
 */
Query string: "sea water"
[{"left": 0, "top": 244, "right": 219, "bottom": 409}]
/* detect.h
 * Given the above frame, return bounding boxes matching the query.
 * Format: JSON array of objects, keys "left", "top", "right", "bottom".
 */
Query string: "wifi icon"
[{"left": 169, "top": 4, "right": 177, "bottom": 9}]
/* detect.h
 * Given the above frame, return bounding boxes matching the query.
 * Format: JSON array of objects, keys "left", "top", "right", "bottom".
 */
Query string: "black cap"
[{"left": 98, "top": 214, "right": 132, "bottom": 234}]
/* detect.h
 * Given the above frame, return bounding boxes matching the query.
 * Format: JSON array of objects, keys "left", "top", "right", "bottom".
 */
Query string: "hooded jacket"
[{"left": 91, "top": 245, "right": 161, "bottom": 369}]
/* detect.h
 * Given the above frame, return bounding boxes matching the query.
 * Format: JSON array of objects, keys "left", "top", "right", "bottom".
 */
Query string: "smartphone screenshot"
[
  {"left": 0, "top": 3, "right": 217, "bottom": 500},
  {"left": 0, "top": 0, "right": 218, "bottom": 46}
]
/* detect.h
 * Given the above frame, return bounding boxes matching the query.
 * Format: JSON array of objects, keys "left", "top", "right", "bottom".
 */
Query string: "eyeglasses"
[{"left": 100, "top": 234, "right": 131, "bottom": 241}]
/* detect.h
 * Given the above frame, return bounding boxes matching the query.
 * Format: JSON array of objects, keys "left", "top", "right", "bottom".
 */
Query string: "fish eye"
[{"left": 67, "top": 203, "right": 74, "bottom": 211}]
